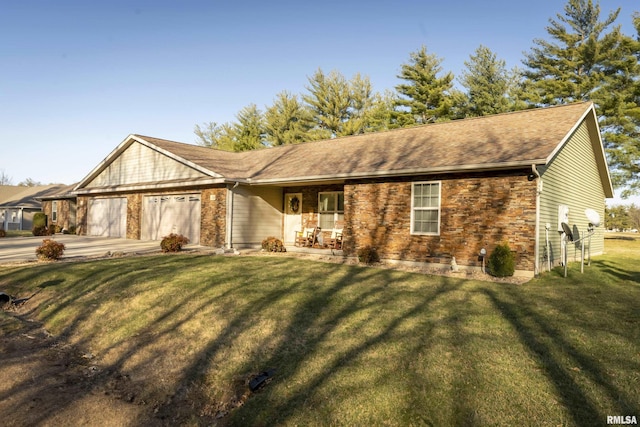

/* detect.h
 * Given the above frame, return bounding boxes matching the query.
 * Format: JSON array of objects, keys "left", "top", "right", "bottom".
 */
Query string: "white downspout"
[
  {"left": 532, "top": 164, "right": 542, "bottom": 275},
  {"left": 225, "top": 182, "right": 240, "bottom": 249}
]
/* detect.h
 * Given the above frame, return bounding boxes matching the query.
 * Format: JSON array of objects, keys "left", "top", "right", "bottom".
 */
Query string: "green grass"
[
  {"left": 1, "top": 236, "right": 639, "bottom": 426},
  {"left": 1, "top": 230, "right": 32, "bottom": 238}
]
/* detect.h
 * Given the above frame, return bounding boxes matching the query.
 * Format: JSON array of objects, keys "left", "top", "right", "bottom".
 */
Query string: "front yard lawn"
[{"left": 0, "top": 236, "right": 638, "bottom": 426}]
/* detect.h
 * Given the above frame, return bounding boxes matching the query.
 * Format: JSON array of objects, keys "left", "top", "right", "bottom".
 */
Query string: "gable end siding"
[
  {"left": 538, "top": 120, "right": 606, "bottom": 269},
  {"left": 85, "top": 142, "right": 208, "bottom": 188}
]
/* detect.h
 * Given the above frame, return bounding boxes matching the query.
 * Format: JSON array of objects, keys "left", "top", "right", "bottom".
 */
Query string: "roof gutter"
[
  {"left": 74, "top": 177, "right": 228, "bottom": 195},
  {"left": 242, "top": 160, "right": 548, "bottom": 186}
]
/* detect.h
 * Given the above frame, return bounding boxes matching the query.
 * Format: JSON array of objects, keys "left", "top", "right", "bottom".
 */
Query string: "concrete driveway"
[{"left": 0, "top": 235, "right": 169, "bottom": 264}]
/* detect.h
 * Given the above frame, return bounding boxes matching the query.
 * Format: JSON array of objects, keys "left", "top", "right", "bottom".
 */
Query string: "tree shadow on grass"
[
  {"left": 221, "top": 269, "right": 464, "bottom": 426},
  {"left": 591, "top": 259, "right": 640, "bottom": 283},
  {"left": 5, "top": 254, "right": 637, "bottom": 426},
  {"left": 482, "top": 285, "right": 639, "bottom": 426},
  {"left": 0, "top": 255, "right": 271, "bottom": 426}
]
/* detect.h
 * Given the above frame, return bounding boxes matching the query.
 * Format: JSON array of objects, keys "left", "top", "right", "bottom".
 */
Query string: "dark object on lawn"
[
  {"left": 249, "top": 369, "right": 276, "bottom": 392},
  {"left": 0, "top": 291, "right": 37, "bottom": 308},
  {"left": 0, "top": 292, "right": 11, "bottom": 304}
]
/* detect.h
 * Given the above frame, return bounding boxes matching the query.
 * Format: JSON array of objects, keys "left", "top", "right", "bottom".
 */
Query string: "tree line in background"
[
  {"left": 0, "top": 170, "right": 44, "bottom": 187},
  {"left": 195, "top": 0, "right": 640, "bottom": 196},
  {"left": 605, "top": 204, "right": 640, "bottom": 230}
]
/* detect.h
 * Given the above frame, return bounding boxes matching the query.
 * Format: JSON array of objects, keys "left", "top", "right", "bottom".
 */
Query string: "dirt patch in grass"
[
  {"left": 1, "top": 284, "right": 276, "bottom": 427},
  {"left": 0, "top": 309, "right": 146, "bottom": 426}
]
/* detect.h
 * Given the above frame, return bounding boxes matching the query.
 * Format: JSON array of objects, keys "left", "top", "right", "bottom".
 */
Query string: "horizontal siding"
[
  {"left": 538, "top": 121, "right": 606, "bottom": 270},
  {"left": 232, "top": 186, "right": 282, "bottom": 248},
  {"left": 86, "top": 142, "right": 206, "bottom": 188}
]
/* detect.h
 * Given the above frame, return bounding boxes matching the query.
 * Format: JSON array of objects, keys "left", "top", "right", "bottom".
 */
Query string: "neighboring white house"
[{"left": 0, "top": 185, "right": 73, "bottom": 231}]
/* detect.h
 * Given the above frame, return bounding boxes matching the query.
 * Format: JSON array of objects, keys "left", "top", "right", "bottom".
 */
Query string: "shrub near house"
[
  {"left": 35, "top": 239, "right": 65, "bottom": 261},
  {"left": 32, "top": 212, "right": 49, "bottom": 236},
  {"left": 160, "top": 234, "right": 189, "bottom": 253}
]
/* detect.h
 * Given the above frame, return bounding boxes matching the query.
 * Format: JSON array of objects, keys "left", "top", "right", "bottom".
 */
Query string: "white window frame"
[
  {"left": 410, "top": 181, "right": 441, "bottom": 236},
  {"left": 318, "top": 191, "right": 344, "bottom": 230}
]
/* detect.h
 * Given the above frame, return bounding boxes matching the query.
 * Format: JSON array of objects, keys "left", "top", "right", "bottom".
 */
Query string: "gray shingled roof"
[
  {"left": 0, "top": 184, "right": 75, "bottom": 208},
  {"left": 135, "top": 102, "right": 595, "bottom": 183}
]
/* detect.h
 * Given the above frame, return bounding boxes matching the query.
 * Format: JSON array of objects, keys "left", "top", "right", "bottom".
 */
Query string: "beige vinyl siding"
[
  {"left": 538, "top": 120, "right": 606, "bottom": 270},
  {"left": 230, "top": 185, "right": 282, "bottom": 248},
  {"left": 86, "top": 142, "right": 207, "bottom": 188}
]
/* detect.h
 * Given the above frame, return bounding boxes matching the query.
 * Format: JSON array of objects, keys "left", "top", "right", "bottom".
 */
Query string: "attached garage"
[
  {"left": 87, "top": 197, "right": 127, "bottom": 238},
  {"left": 142, "top": 194, "right": 201, "bottom": 244}
]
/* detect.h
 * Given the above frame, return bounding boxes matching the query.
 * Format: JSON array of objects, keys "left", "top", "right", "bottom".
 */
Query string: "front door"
[{"left": 283, "top": 193, "right": 302, "bottom": 245}]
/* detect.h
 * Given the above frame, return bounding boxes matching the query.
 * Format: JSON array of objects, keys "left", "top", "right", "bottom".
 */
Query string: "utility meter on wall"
[{"left": 558, "top": 205, "right": 569, "bottom": 232}]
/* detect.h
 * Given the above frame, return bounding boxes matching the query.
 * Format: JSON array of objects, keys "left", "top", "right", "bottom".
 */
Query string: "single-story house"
[
  {"left": 0, "top": 184, "right": 75, "bottom": 232},
  {"left": 43, "top": 102, "right": 613, "bottom": 276}
]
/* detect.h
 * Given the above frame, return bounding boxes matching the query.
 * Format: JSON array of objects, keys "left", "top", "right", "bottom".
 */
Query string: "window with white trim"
[
  {"left": 318, "top": 191, "right": 344, "bottom": 230},
  {"left": 52, "top": 201, "right": 58, "bottom": 222},
  {"left": 411, "top": 182, "right": 440, "bottom": 235}
]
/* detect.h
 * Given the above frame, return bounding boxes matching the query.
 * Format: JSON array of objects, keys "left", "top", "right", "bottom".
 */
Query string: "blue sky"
[{"left": 1, "top": 1, "right": 637, "bottom": 204}]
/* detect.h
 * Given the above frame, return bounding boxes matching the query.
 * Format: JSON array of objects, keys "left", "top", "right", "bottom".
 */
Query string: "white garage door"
[
  {"left": 142, "top": 194, "right": 201, "bottom": 244},
  {"left": 87, "top": 198, "right": 127, "bottom": 238}
]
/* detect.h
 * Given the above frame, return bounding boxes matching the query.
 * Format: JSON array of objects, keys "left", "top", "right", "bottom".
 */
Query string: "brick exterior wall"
[
  {"left": 75, "top": 187, "right": 228, "bottom": 246},
  {"left": 70, "top": 172, "right": 536, "bottom": 272},
  {"left": 201, "top": 188, "right": 227, "bottom": 247},
  {"left": 284, "top": 184, "right": 344, "bottom": 242},
  {"left": 126, "top": 194, "right": 142, "bottom": 239},
  {"left": 77, "top": 196, "right": 88, "bottom": 236},
  {"left": 41, "top": 201, "right": 51, "bottom": 225},
  {"left": 344, "top": 171, "right": 537, "bottom": 272},
  {"left": 42, "top": 199, "right": 76, "bottom": 232}
]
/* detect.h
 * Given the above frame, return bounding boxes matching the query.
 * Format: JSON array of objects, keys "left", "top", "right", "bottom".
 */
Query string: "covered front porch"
[
  {"left": 227, "top": 182, "right": 346, "bottom": 251},
  {"left": 281, "top": 184, "right": 344, "bottom": 249}
]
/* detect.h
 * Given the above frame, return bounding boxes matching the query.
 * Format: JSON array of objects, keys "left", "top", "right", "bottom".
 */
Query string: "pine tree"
[
  {"left": 596, "top": 13, "right": 640, "bottom": 195},
  {"left": 363, "top": 90, "right": 396, "bottom": 133},
  {"left": 522, "top": 1, "right": 640, "bottom": 196},
  {"left": 459, "top": 45, "right": 512, "bottom": 116},
  {"left": 393, "top": 45, "right": 456, "bottom": 125},
  {"left": 303, "top": 68, "right": 350, "bottom": 139},
  {"left": 234, "top": 104, "right": 265, "bottom": 151},
  {"left": 194, "top": 121, "right": 237, "bottom": 151},
  {"left": 264, "top": 91, "right": 314, "bottom": 146},
  {"left": 522, "top": 0, "right": 620, "bottom": 105},
  {"left": 194, "top": 105, "right": 266, "bottom": 152},
  {"left": 303, "top": 69, "right": 385, "bottom": 138},
  {"left": 341, "top": 73, "right": 374, "bottom": 136}
]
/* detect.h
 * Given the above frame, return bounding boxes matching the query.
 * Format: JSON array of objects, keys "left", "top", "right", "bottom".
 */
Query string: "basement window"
[
  {"left": 318, "top": 192, "right": 344, "bottom": 230},
  {"left": 411, "top": 182, "right": 440, "bottom": 235}
]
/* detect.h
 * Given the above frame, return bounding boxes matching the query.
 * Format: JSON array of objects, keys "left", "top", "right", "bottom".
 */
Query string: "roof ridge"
[{"left": 133, "top": 102, "right": 592, "bottom": 157}]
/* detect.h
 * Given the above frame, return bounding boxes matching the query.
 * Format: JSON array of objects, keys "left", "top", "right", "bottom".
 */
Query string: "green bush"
[
  {"left": 160, "top": 233, "right": 190, "bottom": 253},
  {"left": 357, "top": 246, "right": 380, "bottom": 265},
  {"left": 32, "top": 225, "right": 49, "bottom": 236},
  {"left": 261, "top": 236, "right": 286, "bottom": 252},
  {"left": 32, "top": 213, "right": 48, "bottom": 236},
  {"left": 36, "top": 239, "right": 66, "bottom": 261},
  {"left": 487, "top": 242, "right": 516, "bottom": 277}
]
